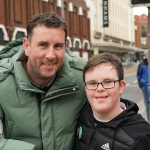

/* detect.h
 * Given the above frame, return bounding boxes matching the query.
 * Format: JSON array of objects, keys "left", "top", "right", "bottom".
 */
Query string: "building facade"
[
  {"left": 134, "top": 14, "right": 148, "bottom": 61},
  {"left": 134, "top": 14, "right": 148, "bottom": 48},
  {"left": 85, "top": 0, "right": 144, "bottom": 65},
  {"left": 0, "top": 0, "right": 91, "bottom": 59}
]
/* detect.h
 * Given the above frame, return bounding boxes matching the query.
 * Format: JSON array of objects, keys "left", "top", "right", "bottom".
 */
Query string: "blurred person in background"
[{"left": 137, "top": 49, "right": 149, "bottom": 121}]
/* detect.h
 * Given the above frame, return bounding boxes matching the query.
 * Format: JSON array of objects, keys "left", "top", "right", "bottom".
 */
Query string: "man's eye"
[
  {"left": 55, "top": 44, "right": 63, "bottom": 49},
  {"left": 40, "top": 43, "right": 46, "bottom": 47}
]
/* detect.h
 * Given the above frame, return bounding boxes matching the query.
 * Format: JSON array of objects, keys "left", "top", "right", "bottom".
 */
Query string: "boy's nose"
[{"left": 96, "top": 83, "right": 105, "bottom": 91}]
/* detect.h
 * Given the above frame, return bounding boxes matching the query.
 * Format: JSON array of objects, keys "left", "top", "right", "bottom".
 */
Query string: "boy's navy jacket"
[{"left": 74, "top": 99, "right": 150, "bottom": 150}]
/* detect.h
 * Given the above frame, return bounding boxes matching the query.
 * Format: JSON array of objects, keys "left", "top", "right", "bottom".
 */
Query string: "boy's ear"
[{"left": 119, "top": 80, "right": 126, "bottom": 94}]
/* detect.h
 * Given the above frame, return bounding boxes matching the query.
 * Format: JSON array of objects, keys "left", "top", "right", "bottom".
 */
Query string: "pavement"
[
  {"left": 124, "top": 64, "right": 138, "bottom": 76},
  {"left": 123, "top": 64, "right": 148, "bottom": 122}
]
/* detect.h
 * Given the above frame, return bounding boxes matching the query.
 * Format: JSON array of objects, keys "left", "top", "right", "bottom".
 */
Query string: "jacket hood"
[
  {"left": 0, "top": 38, "right": 23, "bottom": 59},
  {"left": 105, "top": 98, "right": 144, "bottom": 128},
  {"left": 81, "top": 98, "right": 145, "bottom": 128},
  {"left": 0, "top": 38, "right": 86, "bottom": 82},
  {"left": 0, "top": 38, "right": 23, "bottom": 81}
]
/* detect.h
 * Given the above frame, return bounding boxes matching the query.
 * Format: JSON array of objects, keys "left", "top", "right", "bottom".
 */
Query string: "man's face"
[
  {"left": 84, "top": 64, "right": 126, "bottom": 120},
  {"left": 23, "top": 25, "right": 66, "bottom": 86}
]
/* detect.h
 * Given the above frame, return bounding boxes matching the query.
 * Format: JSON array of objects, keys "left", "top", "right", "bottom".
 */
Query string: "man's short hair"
[{"left": 27, "top": 12, "right": 67, "bottom": 41}]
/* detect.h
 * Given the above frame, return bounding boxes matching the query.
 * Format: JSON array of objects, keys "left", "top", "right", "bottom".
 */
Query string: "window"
[
  {"left": 141, "top": 25, "right": 147, "bottom": 45},
  {"left": 73, "top": 7, "right": 78, "bottom": 34},
  {"left": 83, "top": 11, "right": 87, "bottom": 36}
]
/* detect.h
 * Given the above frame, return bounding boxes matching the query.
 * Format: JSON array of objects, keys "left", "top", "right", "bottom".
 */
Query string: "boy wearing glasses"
[{"left": 74, "top": 53, "right": 150, "bottom": 150}]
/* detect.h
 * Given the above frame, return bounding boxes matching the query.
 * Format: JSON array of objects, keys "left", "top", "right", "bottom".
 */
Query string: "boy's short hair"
[
  {"left": 83, "top": 52, "right": 124, "bottom": 82},
  {"left": 27, "top": 12, "right": 67, "bottom": 41}
]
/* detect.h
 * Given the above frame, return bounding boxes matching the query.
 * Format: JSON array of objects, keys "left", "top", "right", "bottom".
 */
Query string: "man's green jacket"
[{"left": 0, "top": 38, "right": 87, "bottom": 150}]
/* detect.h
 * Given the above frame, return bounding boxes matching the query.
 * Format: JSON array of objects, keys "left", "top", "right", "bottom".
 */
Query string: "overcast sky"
[{"left": 133, "top": 7, "right": 148, "bottom": 15}]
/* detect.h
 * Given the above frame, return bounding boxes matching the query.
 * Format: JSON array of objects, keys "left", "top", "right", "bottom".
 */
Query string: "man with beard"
[{"left": 0, "top": 12, "right": 86, "bottom": 150}]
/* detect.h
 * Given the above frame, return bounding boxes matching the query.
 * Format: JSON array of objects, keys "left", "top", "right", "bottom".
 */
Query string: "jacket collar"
[{"left": 83, "top": 99, "right": 142, "bottom": 128}]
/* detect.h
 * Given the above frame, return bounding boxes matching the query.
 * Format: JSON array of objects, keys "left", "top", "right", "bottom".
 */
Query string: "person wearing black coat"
[
  {"left": 74, "top": 53, "right": 150, "bottom": 150},
  {"left": 75, "top": 99, "right": 150, "bottom": 150}
]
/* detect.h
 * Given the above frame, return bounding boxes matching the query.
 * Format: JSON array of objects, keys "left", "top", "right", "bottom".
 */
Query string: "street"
[
  {"left": 121, "top": 71, "right": 148, "bottom": 121},
  {"left": 121, "top": 74, "right": 143, "bottom": 104}
]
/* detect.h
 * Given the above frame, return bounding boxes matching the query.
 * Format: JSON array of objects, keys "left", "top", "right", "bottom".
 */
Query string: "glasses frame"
[{"left": 85, "top": 79, "right": 120, "bottom": 90}]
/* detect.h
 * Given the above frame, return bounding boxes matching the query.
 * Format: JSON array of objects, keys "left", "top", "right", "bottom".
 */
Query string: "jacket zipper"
[{"left": 43, "top": 86, "right": 80, "bottom": 102}]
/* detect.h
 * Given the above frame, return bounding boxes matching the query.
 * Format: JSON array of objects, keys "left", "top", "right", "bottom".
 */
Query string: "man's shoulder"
[
  {"left": 65, "top": 49, "right": 87, "bottom": 71},
  {"left": 0, "top": 38, "right": 24, "bottom": 81},
  {"left": 0, "top": 74, "right": 14, "bottom": 98},
  {"left": 0, "top": 38, "right": 23, "bottom": 60}
]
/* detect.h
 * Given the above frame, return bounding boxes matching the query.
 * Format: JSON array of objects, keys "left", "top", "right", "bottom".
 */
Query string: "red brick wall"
[
  {"left": 134, "top": 14, "right": 148, "bottom": 49},
  {"left": 0, "top": 0, "right": 90, "bottom": 51}
]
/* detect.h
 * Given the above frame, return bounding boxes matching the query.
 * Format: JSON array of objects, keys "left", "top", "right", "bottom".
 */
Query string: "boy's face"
[{"left": 84, "top": 64, "right": 126, "bottom": 120}]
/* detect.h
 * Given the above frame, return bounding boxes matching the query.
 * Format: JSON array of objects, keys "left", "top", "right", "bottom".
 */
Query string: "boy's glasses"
[{"left": 85, "top": 79, "right": 120, "bottom": 90}]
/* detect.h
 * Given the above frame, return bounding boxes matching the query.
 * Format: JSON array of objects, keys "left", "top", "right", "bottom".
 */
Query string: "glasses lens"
[
  {"left": 85, "top": 80, "right": 119, "bottom": 90},
  {"left": 86, "top": 82, "right": 97, "bottom": 90},
  {"left": 102, "top": 80, "right": 114, "bottom": 89}
]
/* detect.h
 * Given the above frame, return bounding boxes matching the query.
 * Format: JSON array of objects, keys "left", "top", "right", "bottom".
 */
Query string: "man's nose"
[{"left": 45, "top": 47, "right": 56, "bottom": 59}]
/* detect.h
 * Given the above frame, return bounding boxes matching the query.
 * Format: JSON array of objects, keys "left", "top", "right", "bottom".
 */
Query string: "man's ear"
[
  {"left": 119, "top": 80, "right": 126, "bottom": 94},
  {"left": 23, "top": 37, "right": 30, "bottom": 56}
]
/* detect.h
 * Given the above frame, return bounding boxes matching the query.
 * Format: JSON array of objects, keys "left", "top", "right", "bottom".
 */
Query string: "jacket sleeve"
[
  {"left": 0, "top": 138, "right": 37, "bottom": 150},
  {"left": 0, "top": 107, "right": 37, "bottom": 150},
  {"left": 137, "top": 63, "right": 143, "bottom": 88},
  {"left": 131, "top": 133, "right": 150, "bottom": 150},
  {"left": 0, "top": 121, "right": 37, "bottom": 150}
]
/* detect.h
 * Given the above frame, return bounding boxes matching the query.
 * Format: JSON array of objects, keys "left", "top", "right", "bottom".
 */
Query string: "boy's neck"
[{"left": 93, "top": 102, "right": 125, "bottom": 121}]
